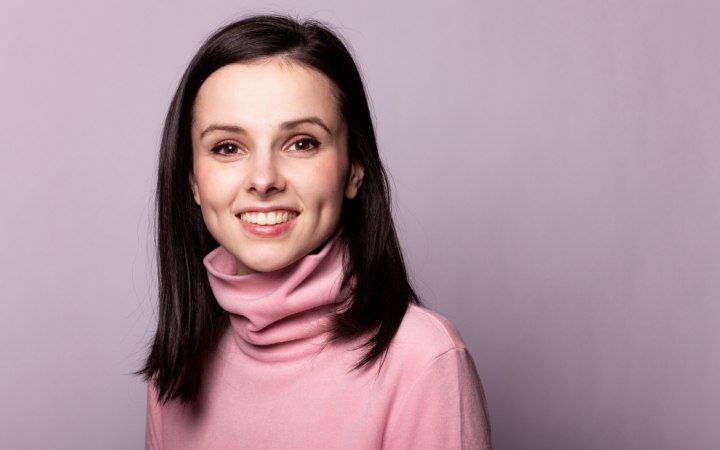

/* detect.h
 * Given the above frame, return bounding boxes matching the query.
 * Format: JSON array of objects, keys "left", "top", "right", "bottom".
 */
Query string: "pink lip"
[
  {"left": 236, "top": 205, "right": 299, "bottom": 214},
  {"left": 237, "top": 212, "right": 298, "bottom": 237}
]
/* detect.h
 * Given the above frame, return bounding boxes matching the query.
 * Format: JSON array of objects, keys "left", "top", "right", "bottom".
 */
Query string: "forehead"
[{"left": 192, "top": 58, "right": 341, "bottom": 130}]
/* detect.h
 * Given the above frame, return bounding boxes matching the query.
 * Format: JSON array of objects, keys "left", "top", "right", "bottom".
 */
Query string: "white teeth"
[{"left": 240, "top": 210, "right": 297, "bottom": 225}]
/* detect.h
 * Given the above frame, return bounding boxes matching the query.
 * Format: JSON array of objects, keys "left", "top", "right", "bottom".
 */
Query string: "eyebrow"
[
  {"left": 199, "top": 124, "right": 246, "bottom": 140},
  {"left": 280, "top": 117, "right": 332, "bottom": 135},
  {"left": 199, "top": 117, "right": 333, "bottom": 140}
]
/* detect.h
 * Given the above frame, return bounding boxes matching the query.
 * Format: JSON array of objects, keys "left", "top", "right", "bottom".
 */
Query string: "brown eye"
[
  {"left": 211, "top": 143, "right": 241, "bottom": 155},
  {"left": 288, "top": 137, "right": 320, "bottom": 152}
]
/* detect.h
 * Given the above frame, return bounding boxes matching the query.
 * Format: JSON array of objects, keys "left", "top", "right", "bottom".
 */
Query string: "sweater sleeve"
[
  {"left": 145, "top": 382, "right": 164, "bottom": 450},
  {"left": 384, "top": 348, "right": 492, "bottom": 450}
]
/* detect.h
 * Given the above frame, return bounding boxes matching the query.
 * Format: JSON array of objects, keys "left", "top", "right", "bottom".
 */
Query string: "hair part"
[{"left": 138, "top": 14, "right": 419, "bottom": 404}]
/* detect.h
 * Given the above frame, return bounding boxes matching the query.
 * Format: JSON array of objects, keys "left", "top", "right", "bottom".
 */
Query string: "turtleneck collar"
[{"left": 203, "top": 234, "right": 346, "bottom": 363}]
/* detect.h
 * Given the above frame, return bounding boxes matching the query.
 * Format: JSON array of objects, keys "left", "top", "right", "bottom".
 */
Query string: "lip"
[
  {"left": 236, "top": 208, "right": 299, "bottom": 237},
  {"left": 235, "top": 205, "right": 300, "bottom": 214}
]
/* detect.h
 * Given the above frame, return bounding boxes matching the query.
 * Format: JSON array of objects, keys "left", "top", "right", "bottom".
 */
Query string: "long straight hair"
[{"left": 138, "top": 15, "right": 419, "bottom": 404}]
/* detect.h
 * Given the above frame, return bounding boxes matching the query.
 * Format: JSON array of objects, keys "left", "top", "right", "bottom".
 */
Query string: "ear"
[
  {"left": 344, "top": 162, "right": 364, "bottom": 199},
  {"left": 189, "top": 173, "right": 201, "bottom": 206}
]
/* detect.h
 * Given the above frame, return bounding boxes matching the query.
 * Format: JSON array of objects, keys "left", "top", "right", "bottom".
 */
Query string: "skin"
[{"left": 190, "top": 58, "right": 364, "bottom": 275}]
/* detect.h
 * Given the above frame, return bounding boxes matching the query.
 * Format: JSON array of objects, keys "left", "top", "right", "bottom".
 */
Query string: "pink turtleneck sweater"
[{"left": 146, "top": 238, "right": 491, "bottom": 449}]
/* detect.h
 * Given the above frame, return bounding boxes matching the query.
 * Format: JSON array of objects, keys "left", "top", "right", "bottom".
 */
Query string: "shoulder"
[
  {"left": 387, "top": 304, "right": 468, "bottom": 364},
  {"left": 397, "top": 304, "right": 468, "bottom": 351},
  {"left": 381, "top": 306, "right": 491, "bottom": 448}
]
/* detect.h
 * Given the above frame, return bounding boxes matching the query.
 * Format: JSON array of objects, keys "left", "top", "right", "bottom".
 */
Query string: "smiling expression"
[{"left": 190, "top": 58, "right": 363, "bottom": 275}]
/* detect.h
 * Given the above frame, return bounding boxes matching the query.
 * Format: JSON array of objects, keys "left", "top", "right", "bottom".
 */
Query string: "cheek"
[
  {"left": 195, "top": 165, "right": 239, "bottom": 207},
  {"left": 304, "top": 159, "right": 349, "bottom": 205}
]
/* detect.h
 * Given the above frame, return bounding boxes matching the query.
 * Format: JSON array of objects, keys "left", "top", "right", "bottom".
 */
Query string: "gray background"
[{"left": 1, "top": 1, "right": 718, "bottom": 449}]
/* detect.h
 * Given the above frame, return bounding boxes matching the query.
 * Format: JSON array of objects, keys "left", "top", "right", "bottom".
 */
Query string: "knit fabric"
[{"left": 146, "top": 237, "right": 491, "bottom": 449}]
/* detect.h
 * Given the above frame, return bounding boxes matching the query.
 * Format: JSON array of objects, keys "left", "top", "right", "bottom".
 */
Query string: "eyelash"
[
  {"left": 210, "top": 137, "right": 320, "bottom": 156},
  {"left": 210, "top": 142, "right": 242, "bottom": 156},
  {"left": 287, "top": 137, "right": 320, "bottom": 152}
]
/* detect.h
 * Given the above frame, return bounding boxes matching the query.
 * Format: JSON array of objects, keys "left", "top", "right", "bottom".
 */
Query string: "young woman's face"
[{"left": 190, "top": 59, "right": 363, "bottom": 275}]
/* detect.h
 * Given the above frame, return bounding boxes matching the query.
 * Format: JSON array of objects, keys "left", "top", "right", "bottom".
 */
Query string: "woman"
[{"left": 140, "top": 14, "right": 491, "bottom": 449}]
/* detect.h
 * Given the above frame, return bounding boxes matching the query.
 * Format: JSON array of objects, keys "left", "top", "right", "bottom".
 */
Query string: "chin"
[{"left": 236, "top": 252, "right": 303, "bottom": 275}]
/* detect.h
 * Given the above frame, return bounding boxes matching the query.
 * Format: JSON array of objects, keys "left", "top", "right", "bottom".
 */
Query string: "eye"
[
  {"left": 287, "top": 137, "right": 320, "bottom": 152},
  {"left": 210, "top": 142, "right": 242, "bottom": 156}
]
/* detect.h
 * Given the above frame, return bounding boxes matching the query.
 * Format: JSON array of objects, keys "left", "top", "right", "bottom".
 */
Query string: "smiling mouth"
[{"left": 238, "top": 211, "right": 298, "bottom": 225}]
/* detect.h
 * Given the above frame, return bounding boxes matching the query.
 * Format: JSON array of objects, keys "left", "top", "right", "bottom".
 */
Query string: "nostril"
[{"left": 246, "top": 160, "right": 285, "bottom": 194}]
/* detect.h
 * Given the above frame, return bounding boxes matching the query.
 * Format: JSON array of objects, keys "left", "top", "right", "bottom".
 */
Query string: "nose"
[{"left": 245, "top": 151, "right": 285, "bottom": 196}]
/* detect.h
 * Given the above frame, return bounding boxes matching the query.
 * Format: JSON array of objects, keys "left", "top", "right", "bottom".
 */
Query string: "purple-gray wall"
[{"left": 1, "top": 1, "right": 718, "bottom": 449}]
